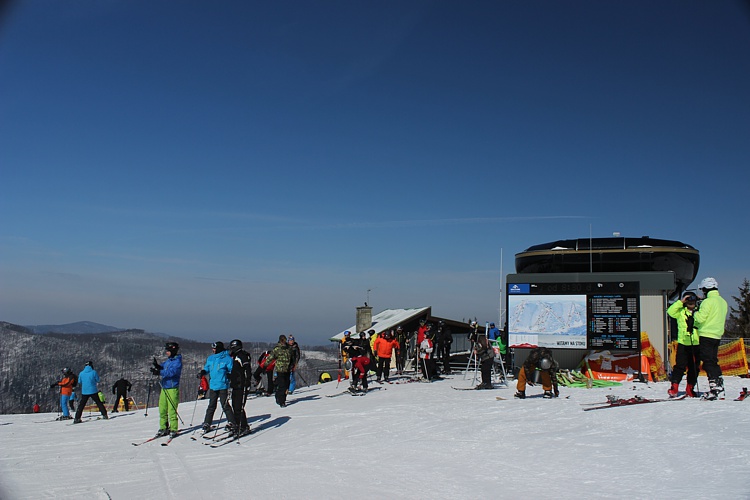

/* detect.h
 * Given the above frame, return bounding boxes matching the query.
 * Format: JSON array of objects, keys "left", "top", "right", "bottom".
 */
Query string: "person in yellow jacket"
[
  {"left": 693, "top": 277, "right": 728, "bottom": 400},
  {"left": 667, "top": 291, "right": 700, "bottom": 397}
]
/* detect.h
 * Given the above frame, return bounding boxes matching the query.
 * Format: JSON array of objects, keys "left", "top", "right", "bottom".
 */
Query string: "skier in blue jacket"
[
  {"left": 73, "top": 361, "right": 108, "bottom": 423},
  {"left": 200, "top": 341, "right": 233, "bottom": 431},
  {"left": 151, "top": 341, "right": 183, "bottom": 437}
]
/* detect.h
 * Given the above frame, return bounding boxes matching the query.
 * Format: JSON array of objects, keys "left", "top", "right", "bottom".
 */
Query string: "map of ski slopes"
[{"left": 508, "top": 295, "right": 587, "bottom": 348}]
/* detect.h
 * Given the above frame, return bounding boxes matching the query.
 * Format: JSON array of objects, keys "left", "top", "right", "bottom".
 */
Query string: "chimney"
[{"left": 356, "top": 305, "right": 373, "bottom": 333}]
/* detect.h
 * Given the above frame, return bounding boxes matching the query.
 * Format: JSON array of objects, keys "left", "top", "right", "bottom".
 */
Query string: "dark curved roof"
[{"left": 515, "top": 236, "right": 699, "bottom": 296}]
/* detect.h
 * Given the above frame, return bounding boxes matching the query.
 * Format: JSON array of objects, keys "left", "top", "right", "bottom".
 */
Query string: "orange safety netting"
[{"left": 668, "top": 337, "right": 749, "bottom": 377}]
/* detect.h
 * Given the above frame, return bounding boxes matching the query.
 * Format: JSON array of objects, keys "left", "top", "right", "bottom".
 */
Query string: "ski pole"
[
  {"left": 189, "top": 388, "right": 201, "bottom": 426},
  {"left": 688, "top": 325, "right": 700, "bottom": 393},
  {"left": 144, "top": 380, "right": 152, "bottom": 417},
  {"left": 211, "top": 402, "right": 226, "bottom": 439}
]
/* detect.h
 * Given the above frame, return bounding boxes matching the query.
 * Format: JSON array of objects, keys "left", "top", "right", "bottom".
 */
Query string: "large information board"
[{"left": 506, "top": 281, "right": 640, "bottom": 350}]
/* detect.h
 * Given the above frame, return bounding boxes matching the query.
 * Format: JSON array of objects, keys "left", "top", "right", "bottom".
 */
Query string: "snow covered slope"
[{"left": 1, "top": 375, "right": 749, "bottom": 499}]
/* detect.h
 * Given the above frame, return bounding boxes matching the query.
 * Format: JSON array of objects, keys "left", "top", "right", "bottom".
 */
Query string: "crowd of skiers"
[
  {"left": 338, "top": 319, "right": 508, "bottom": 394},
  {"left": 46, "top": 277, "right": 730, "bottom": 439},
  {"left": 48, "top": 334, "right": 303, "bottom": 439},
  {"left": 49, "top": 361, "right": 132, "bottom": 423}
]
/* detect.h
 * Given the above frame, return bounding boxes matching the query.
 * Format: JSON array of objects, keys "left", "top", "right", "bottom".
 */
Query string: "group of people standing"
[
  {"left": 667, "top": 277, "right": 729, "bottom": 400},
  {"left": 199, "top": 334, "right": 301, "bottom": 437},
  {"left": 50, "top": 335, "right": 303, "bottom": 439},
  {"left": 50, "top": 362, "right": 133, "bottom": 423}
]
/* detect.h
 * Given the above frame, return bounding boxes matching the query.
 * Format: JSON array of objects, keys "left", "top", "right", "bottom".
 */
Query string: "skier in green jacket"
[
  {"left": 693, "top": 277, "right": 728, "bottom": 400},
  {"left": 667, "top": 291, "right": 700, "bottom": 397}
]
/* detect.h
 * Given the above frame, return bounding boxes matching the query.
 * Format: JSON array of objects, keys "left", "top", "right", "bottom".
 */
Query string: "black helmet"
[
  {"left": 682, "top": 291, "right": 698, "bottom": 303},
  {"left": 85, "top": 361, "right": 93, "bottom": 368},
  {"left": 165, "top": 342, "right": 179, "bottom": 355},
  {"left": 212, "top": 341, "right": 225, "bottom": 352},
  {"left": 229, "top": 339, "right": 242, "bottom": 352}
]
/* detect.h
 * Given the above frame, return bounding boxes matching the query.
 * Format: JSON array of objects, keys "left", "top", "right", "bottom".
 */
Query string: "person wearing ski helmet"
[
  {"left": 50, "top": 367, "right": 76, "bottom": 420},
  {"left": 201, "top": 341, "right": 233, "bottom": 431},
  {"left": 693, "top": 277, "right": 728, "bottom": 400},
  {"left": 226, "top": 339, "right": 252, "bottom": 436},
  {"left": 73, "top": 361, "right": 108, "bottom": 423},
  {"left": 340, "top": 331, "right": 352, "bottom": 380},
  {"left": 419, "top": 328, "right": 440, "bottom": 381},
  {"left": 394, "top": 326, "right": 408, "bottom": 375},
  {"left": 111, "top": 376, "right": 132, "bottom": 412},
  {"left": 515, "top": 347, "right": 559, "bottom": 399},
  {"left": 667, "top": 291, "right": 701, "bottom": 397},
  {"left": 152, "top": 342, "right": 182, "bottom": 437},
  {"left": 438, "top": 321, "right": 454, "bottom": 374},
  {"left": 344, "top": 334, "right": 371, "bottom": 393},
  {"left": 287, "top": 335, "right": 301, "bottom": 394},
  {"left": 472, "top": 327, "right": 493, "bottom": 389},
  {"left": 373, "top": 329, "right": 400, "bottom": 383},
  {"left": 264, "top": 335, "right": 293, "bottom": 407}
]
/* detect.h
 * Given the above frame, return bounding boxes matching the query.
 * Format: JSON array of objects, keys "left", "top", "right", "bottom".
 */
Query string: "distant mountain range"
[
  {"left": 25, "top": 321, "right": 122, "bottom": 334},
  {"left": 0, "top": 321, "right": 339, "bottom": 414}
]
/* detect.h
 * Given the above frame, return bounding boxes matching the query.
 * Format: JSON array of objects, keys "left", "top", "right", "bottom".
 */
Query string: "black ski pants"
[
  {"left": 671, "top": 343, "right": 700, "bottom": 386},
  {"left": 376, "top": 356, "right": 391, "bottom": 381},
  {"left": 203, "top": 389, "right": 229, "bottom": 427},
  {"left": 112, "top": 392, "right": 129, "bottom": 411},
  {"left": 274, "top": 372, "right": 290, "bottom": 407},
  {"left": 699, "top": 337, "right": 722, "bottom": 382},
  {"left": 229, "top": 386, "right": 247, "bottom": 430},
  {"left": 74, "top": 393, "right": 108, "bottom": 420}
]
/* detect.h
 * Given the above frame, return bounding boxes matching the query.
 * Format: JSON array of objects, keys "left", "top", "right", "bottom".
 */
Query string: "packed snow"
[{"left": 1, "top": 373, "right": 749, "bottom": 499}]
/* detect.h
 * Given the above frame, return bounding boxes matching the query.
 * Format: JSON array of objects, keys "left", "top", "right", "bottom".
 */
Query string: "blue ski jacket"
[
  {"left": 161, "top": 354, "right": 182, "bottom": 389},
  {"left": 204, "top": 350, "right": 232, "bottom": 390},
  {"left": 78, "top": 365, "right": 100, "bottom": 395}
]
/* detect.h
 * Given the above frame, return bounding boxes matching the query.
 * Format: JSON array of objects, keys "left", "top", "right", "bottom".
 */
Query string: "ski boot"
[
  {"left": 667, "top": 382, "right": 679, "bottom": 397},
  {"left": 155, "top": 428, "right": 169, "bottom": 437},
  {"left": 543, "top": 390, "right": 554, "bottom": 399},
  {"left": 703, "top": 378, "right": 724, "bottom": 400},
  {"left": 685, "top": 384, "right": 697, "bottom": 398},
  {"left": 514, "top": 390, "right": 526, "bottom": 399},
  {"left": 169, "top": 431, "right": 179, "bottom": 438}
]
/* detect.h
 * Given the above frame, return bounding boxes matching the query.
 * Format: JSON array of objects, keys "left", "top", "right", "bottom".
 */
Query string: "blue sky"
[{"left": 1, "top": 1, "right": 749, "bottom": 345}]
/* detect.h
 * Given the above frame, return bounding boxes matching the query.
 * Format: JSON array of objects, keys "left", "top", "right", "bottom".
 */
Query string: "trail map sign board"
[{"left": 507, "top": 281, "right": 640, "bottom": 350}]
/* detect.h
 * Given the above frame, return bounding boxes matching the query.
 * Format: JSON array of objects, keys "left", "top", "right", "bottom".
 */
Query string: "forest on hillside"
[{"left": 0, "top": 323, "right": 339, "bottom": 414}]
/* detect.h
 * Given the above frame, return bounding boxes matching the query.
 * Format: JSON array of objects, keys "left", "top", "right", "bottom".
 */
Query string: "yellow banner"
[{"left": 668, "top": 338, "right": 748, "bottom": 377}]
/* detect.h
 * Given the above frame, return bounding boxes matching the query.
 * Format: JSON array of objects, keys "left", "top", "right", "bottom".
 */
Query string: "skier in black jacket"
[
  {"left": 228, "top": 339, "right": 252, "bottom": 436},
  {"left": 111, "top": 377, "right": 132, "bottom": 412}
]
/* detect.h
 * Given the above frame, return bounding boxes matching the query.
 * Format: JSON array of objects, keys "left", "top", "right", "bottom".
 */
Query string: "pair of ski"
[
  {"left": 582, "top": 394, "right": 687, "bottom": 411},
  {"left": 326, "top": 386, "right": 384, "bottom": 398},
  {"left": 204, "top": 428, "right": 253, "bottom": 448},
  {"left": 132, "top": 431, "right": 182, "bottom": 447}
]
